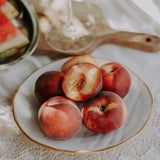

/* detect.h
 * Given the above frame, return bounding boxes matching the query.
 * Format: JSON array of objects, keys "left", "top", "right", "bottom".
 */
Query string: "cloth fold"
[{"left": 0, "top": 103, "right": 19, "bottom": 137}]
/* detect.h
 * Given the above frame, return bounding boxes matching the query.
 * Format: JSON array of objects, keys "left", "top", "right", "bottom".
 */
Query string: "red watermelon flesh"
[
  {"left": 0, "top": 0, "right": 6, "bottom": 6},
  {"left": 0, "top": 10, "right": 29, "bottom": 54},
  {"left": 0, "top": 10, "right": 17, "bottom": 43}
]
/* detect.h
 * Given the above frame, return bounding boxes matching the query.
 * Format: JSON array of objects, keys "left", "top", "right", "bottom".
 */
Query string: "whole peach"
[
  {"left": 34, "top": 71, "right": 64, "bottom": 103},
  {"left": 38, "top": 96, "right": 82, "bottom": 139},
  {"left": 82, "top": 91, "right": 127, "bottom": 133},
  {"left": 100, "top": 62, "right": 131, "bottom": 98}
]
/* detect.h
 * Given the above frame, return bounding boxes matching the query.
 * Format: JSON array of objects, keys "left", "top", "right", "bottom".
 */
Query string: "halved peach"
[
  {"left": 62, "top": 54, "right": 97, "bottom": 73},
  {"left": 62, "top": 63, "right": 102, "bottom": 101}
]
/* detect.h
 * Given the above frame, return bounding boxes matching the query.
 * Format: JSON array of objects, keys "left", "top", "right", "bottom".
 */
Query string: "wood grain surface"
[{"left": 35, "top": 1, "right": 160, "bottom": 56}]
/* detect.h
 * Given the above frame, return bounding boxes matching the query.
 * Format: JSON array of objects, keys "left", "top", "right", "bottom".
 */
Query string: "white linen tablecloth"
[{"left": 1, "top": 0, "right": 160, "bottom": 159}]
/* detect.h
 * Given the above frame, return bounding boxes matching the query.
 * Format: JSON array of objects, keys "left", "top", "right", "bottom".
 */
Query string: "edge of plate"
[{"left": 12, "top": 56, "right": 153, "bottom": 154}]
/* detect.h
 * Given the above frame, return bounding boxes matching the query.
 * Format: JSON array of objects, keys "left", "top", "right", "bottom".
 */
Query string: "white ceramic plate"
[{"left": 13, "top": 57, "right": 153, "bottom": 153}]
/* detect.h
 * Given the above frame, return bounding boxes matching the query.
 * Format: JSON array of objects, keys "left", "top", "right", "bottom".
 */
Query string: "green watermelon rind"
[
  {"left": 0, "top": 1, "right": 19, "bottom": 19},
  {"left": 0, "top": 48, "right": 17, "bottom": 61},
  {"left": 0, "top": 30, "right": 30, "bottom": 56}
]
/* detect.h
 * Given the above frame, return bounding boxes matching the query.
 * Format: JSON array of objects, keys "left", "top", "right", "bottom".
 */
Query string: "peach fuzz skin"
[
  {"left": 38, "top": 96, "right": 82, "bottom": 140},
  {"left": 34, "top": 71, "right": 64, "bottom": 103},
  {"left": 100, "top": 62, "right": 131, "bottom": 98},
  {"left": 82, "top": 91, "right": 127, "bottom": 133}
]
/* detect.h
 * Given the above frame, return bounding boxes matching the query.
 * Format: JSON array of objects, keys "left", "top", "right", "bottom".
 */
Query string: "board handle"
[{"left": 99, "top": 31, "right": 160, "bottom": 52}]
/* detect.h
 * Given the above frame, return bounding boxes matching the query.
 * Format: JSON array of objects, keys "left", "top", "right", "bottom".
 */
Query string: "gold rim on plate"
[{"left": 12, "top": 56, "right": 153, "bottom": 154}]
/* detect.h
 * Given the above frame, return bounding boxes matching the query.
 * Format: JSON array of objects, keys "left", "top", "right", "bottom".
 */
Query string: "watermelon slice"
[
  {"left": 0, "top": 10, "right": 29, "bottom": 57},
  {"left": 0, "top": 0, "right": 19, "bottom": 19}
]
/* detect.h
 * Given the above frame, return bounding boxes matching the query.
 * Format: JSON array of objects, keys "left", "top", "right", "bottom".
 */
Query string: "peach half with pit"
[{"left": 62, "top": 63, "right": 102, "bottom": 101}]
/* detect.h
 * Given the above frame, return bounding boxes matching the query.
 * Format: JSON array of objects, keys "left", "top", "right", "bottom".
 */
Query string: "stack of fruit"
[
  {"left": 0, "top": 0, "right": 29, "bottom": 61},
  {"left": 34, "top": 55, "right": 131, "bottom": 140}
]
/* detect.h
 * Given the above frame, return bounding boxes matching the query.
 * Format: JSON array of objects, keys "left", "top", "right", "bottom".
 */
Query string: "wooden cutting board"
[{"left": 35, "top": 1, "right": 160, "bottom": 57}]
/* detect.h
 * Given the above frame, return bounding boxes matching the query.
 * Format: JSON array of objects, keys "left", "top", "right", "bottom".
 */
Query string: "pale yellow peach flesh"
[{"left": 62, "top": 63, "right": 102, "bottom": 101}]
